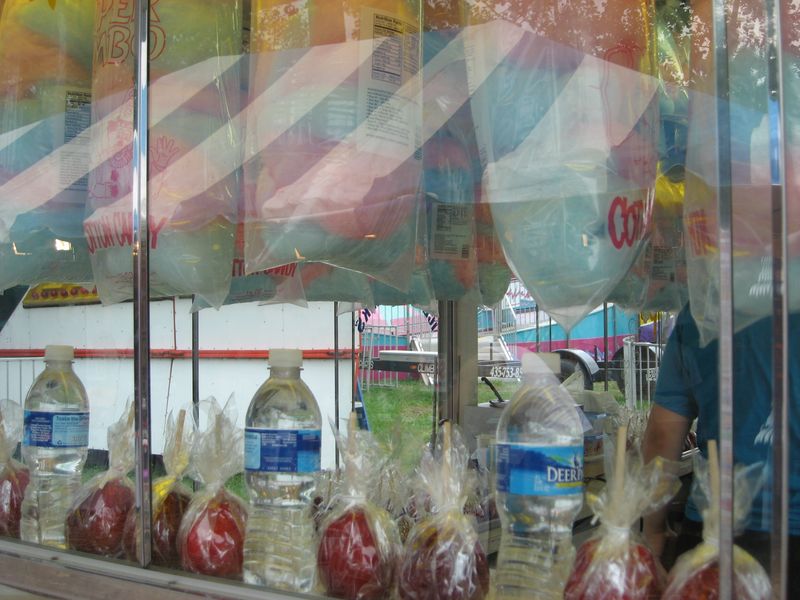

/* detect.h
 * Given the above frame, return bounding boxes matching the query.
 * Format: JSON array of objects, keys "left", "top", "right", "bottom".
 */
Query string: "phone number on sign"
[{"left": 489, "top": 365, "right": 521, "bottom": 379}]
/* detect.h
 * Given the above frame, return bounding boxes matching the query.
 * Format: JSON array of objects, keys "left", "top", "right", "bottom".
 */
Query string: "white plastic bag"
[
  {"left": 0, "top": 0, "right": 95, "bottom": 292},
  {"left": 683, "top": 0, "right": 799, "bottom": 345},
  {"left": 468, "top": 2, "right": 658, "bottom": 332},
  {"left": 84, "top": 0, "right": 242, "bottom": 308},
  {"left": 244, "top": 0, "right": 423, "bottom": 289}
]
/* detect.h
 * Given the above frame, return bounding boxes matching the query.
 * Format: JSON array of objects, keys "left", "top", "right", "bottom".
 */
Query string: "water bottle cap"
[
  {"left": 44, "top": 345, "right": 74, "bottom": 361},
  {"left": 269, "top": 348, "right": 303, "bottom": 369}
]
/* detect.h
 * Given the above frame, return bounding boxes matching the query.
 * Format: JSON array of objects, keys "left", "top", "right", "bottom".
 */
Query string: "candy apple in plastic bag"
[
  {"left": 398, "top": 423, "right": 490, "bottom": 600},
  {"left": 124, "top": 409, "right": 193, "bottom": 567},
  {"left": 0, "top": 0, "right": 95, "bottom": 293},
  {"left": 177, "top": 397, "right": 247, "bottom": 579},
  {"left": 317, "top": 413, "right": 401, "bottom": 600},
  {"left": 663, "top": 443, "right": 771, "bottom": 600},
  {"left": 565, "top": 427, "right": 680, "bottom": 600},
  {"left": 243, "top": 0, "right": 422, "bottom": 289},
  {"left": 66, "top": 401, "right": 135, "bottom": 557},
  {"left": 467, "top": 1, "right": 658, "bottom": 332},
  {"left": 84, "top": 0, "right": 242, "bottom": 308},
  {"left": 0, "top": 399, "right": 28, "bottom": 538}
]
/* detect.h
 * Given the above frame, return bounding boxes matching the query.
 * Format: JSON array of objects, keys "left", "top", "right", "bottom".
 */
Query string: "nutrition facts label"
[
  {"left": 358, "top": 7, "right": 421, "bottom": 158},
  {"left": 431, "top": 200, "right": 474, "bottom": 260},
  {"left": 62, "top": 90, "right": 91, "bottom": 191},
  {"left": 23, "top": 411, "right": 90, "bottom": 448}
]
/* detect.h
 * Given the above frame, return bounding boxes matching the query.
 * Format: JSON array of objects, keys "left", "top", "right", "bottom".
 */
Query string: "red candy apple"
[
  {"left": 152, "top": 488, "right": 192, "bottom": 566},
  {"left": 66, "top": 477, "right": 135, "bottom": 557},
  {"left": 664, "top": 559, "right": 768, "bottom": 600},
  {"left": 399, "top": 516, "right": 490, "bottom": 600},
  {"left": 565, "top": 537, "right": 666, "bottom": 600},
  {"left": 0, "top": 462, "right": 29, "bottom": 538},
  {"left": 180, "top": 490, "right": 246, "bottom": 579},
  {"left": 318, "top": 506, "right": 395, "bottom": 600},
  {"left": 123, "top": 487, "right": 191, "bottom": 567}
]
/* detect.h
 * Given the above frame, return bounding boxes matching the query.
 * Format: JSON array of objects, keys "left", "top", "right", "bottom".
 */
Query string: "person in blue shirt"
[{"left": 642, "top": 303, "right": 800, "bottom": 595}]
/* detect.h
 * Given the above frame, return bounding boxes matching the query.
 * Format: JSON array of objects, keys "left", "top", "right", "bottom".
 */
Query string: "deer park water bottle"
[
  {"left": 494, "top": 352, "right": 584, "bottom": 599},
  {"left": 243, "top": 349, "right": 322, "bottom": 592},
  {"left": 20, "top": 345, "right": 89, "bottom": 548}
]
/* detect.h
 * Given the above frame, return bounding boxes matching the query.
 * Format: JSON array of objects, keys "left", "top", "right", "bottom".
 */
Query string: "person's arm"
[{"left": 642, "top": 404, "right": 691, "bottom": 557}]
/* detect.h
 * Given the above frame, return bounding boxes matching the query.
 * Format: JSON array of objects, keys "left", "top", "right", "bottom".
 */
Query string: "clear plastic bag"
[
  {"left": 565, "top": 432, "right": 680, "bottom": 600},
  {"left": 191, "top": 224, "right": 307, "bottom": 311},
  {"left": 467, "top": 2, "right": 658, "bottom": 332},
  {"left": 423, "top": 2, "right": 477, "bottom": 303},
  {"left": 317, "top": 414, "right": 401, "bottom": 600},
  {"left": 0, "top": 0, "right": 95, "bottom": 293},
  {"left": 84, "top": 0, "right": 242, "bottom": 308},
  {"left": 398, "top": 423, "right": 490, "bottom": 600},
  {"left": 301, "top": 263, "right": 375, "bottom": 306},
  {"left": 682, "top": 0, "right": 798, "bottom": 346},
  {"left": 177, "top": 397, "right": 247, "bottom": 579},
  {"left": 243, "top": 0, "right": 422, "bottom": 289},
  {"left": 609, "top": 172, "right": 689, "bottom": 313},
  {"left": 0, "top": 399, "right": 28, "bottom": 538},
  {"left": 66, "top": 400, "right": 135, "bottom": 558},
  {"left": 474, "top": 191, "right": 512, "bottom": 306},
  {"left": 123, "top": 408, "right": 193, "bottom": 567},
  {"left": 663, "top": 450, "right": 771, "bottom": 600}
]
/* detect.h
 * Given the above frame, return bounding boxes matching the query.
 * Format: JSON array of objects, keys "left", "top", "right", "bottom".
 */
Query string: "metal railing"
[
  {"left": 622, "top": 336, "right": 663, "bottom": 410},
  {"left": 359, "top": 324, "right": 401, "bottom": 391},
  {"left": 0, "top": 357, "right": 43, "bottom": 404}
]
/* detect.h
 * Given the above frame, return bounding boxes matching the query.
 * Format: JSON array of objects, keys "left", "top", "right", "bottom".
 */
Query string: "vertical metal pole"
[
  {"left": 351, "top": 315, "right": 356, "bottom": 412},
  {"left": 437, "top": 300, "right": 457, "bottom": 425},
  {"left": 711, "top": 0, "right": 734, "bottom": 593},
  {"left": 535, "top": 304, "right": 540, "bottom": 352},
  {"left": 334, "top": 302, "right": 340, "bottom": 469},
  {"left": 767, "top": 0, "right": 789, "bottom": 593},
  {"left": 603, "top": 302, "right": 609, "bottom": 391},
  {"left": 192, "top": 309, "right": 199, "bottom": 426},
  {"left": 132, "top": 0, "right": 152, "bottom": 569},
  {"left": 191, "top": 304, "right": 200, "bottom": 493}
]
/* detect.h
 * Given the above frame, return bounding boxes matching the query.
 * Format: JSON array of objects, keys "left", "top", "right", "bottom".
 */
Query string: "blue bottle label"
[
  {"left": 244, "top": 428, "right": 321, "bottom": 473},
  {"left": 496, "top": 443, "right": 584, "bottom": 496},
  {"left": 23, "top": 410, "right": 89, "bottom": 448}
]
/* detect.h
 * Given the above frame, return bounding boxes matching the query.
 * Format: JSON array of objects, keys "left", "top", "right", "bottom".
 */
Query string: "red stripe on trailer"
[{"left": 0, "top": 348, "right": 356, "bottom": 360}]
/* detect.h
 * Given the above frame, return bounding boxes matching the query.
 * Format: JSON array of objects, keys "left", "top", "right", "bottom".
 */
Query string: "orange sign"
[{"left": 23, "top": 283, "right": 101, "bottom": 308}]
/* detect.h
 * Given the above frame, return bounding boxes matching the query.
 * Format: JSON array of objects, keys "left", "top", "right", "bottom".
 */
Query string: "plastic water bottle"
[
  {"left": 243, "top": 349, "right": 321, "bottom": 591},
  {"left": 494, "top": 352, "right": 584, "bottom": 599},
  {"left": 20, "top": 345, "right": 89, "bottom": 548}
]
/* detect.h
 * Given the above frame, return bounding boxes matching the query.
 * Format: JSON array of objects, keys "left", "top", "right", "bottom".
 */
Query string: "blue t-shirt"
[{"left": 654, "top": 305, "right": 800, "bottom": 534}]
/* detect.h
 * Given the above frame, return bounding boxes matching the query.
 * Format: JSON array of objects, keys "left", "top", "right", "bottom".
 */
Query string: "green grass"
[
  {"left": 79, "top": 378, "right": 625, "bottom": 499},
  {"left": 593, "top": 380, "right": 625, "bottom": 405},
  {"left": 362, "top": 380, "right": 436, "bottom": 470},
  {"left": 477, "top": 378, "right": 520, "bottom": 403}
]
